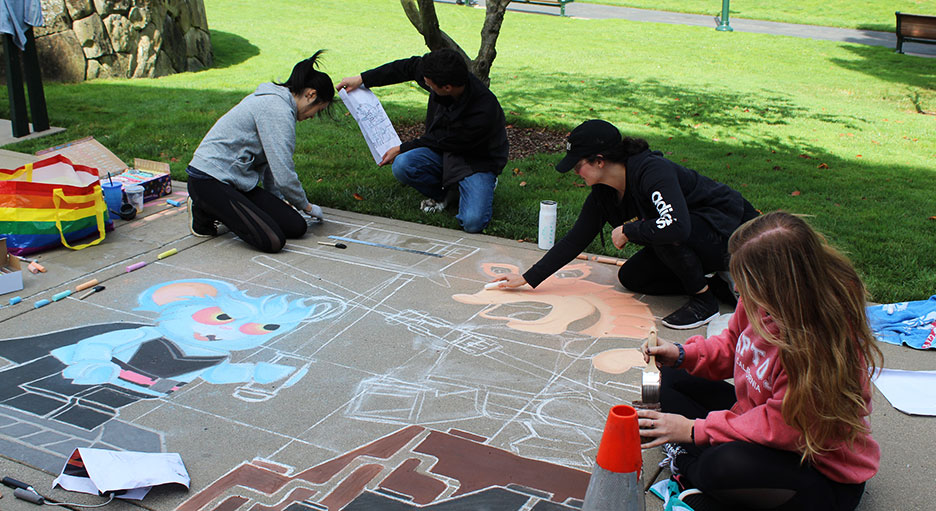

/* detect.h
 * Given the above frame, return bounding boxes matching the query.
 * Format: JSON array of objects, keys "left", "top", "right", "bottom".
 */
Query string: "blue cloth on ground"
[
  {"left": 866, "top": 295, "right": 936, "bottom": 350},
  {"left": 650, "top": 479, "right": 696, "bottom": 511}
]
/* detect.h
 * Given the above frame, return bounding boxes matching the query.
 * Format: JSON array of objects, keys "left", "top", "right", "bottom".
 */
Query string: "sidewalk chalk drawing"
[
  {"left": 0, "top": 279, "right": 344, "bottom": 431},
  {"left": 178, "top": 426, "right": 589, "bottom": 511},
  {"left": 452, "top": 262, "right": 654, "bottom": 339},
  {"left": 0, "top": 223, "right": 657, "bottom": 503}
]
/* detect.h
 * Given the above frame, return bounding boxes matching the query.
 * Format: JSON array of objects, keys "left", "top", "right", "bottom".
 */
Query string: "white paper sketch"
[{"left": 340, "top": 86, "right": 403, "bottom": 164}]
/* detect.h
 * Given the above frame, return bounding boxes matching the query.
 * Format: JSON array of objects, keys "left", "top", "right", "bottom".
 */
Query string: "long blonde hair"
[{"left": 728, "top": 211, "right": 882, "bottom": 461}]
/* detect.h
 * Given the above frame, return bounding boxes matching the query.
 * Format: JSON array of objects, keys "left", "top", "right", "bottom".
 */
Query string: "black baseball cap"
[{"left": 555, "top": 120, "right": 622, "bottom": 173}]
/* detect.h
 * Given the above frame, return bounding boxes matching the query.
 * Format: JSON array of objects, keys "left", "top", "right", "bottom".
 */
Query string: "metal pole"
[{"left": 716, "top": 0, "right": 733, "bottom": 31}]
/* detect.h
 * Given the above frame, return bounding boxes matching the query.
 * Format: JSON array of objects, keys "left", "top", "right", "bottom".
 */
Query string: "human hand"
[
  {"left": 489, "top": 274, "right": 528, "bottom": 289},
  {"left": 336, "top": 75, "right": 363, "bottom": 92},
  {"left": 611, "top": 225, "right": 628, "bottom": 249},
  {"left": 379, "top": 145, "right": 401, "bottom": 167},
  {"left": 640, "top": 338, "right": 681, "bottom": 367},
  {"left": 637, "top": 409, "right": 694, "bottom": 449}
]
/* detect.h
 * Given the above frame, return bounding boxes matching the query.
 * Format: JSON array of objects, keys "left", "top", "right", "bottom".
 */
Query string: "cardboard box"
[
  {"left": 36, "top": 137, "right": 172, "bottom": 202},
  {"left": 0, "top": 238, "right": 24, "bottom": 296}
]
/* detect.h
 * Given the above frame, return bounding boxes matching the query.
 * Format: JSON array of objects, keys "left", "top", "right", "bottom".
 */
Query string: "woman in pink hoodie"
[{"left": 638, "top": 211, "right": 882, "bottom": 511}]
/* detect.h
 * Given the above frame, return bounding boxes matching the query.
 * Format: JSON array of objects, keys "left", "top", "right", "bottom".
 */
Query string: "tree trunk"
[
  {"left": 400, "top": 0, "right": 512, "bottom": 87},
  {"left": 474, "top": 0, "right": 511, "bottom": 85}
]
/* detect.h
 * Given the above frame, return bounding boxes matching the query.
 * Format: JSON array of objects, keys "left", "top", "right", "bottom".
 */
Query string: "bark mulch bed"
[{"left": 396, "top": 123, "right": 567, "bottom": 161}]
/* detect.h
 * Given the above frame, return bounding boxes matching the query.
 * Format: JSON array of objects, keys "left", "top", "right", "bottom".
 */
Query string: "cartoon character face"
[
  {"left": 136, "top": 279, "right": 341, "bottom": 351},
  {"left": 453, "top": 263, "right": 653, "bottom": 339}
]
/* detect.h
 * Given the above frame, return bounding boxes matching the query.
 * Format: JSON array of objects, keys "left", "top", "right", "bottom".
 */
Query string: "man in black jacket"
[{"left": 337, "top": 49, "right": 508, "bottom": 233}]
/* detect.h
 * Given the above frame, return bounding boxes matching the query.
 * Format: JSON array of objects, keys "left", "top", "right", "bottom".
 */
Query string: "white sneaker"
[{"left": 420, "top": 198, "right": 446, "bottom": 213}]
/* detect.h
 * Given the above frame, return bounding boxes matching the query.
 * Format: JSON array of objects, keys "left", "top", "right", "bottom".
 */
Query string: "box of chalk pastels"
[{"left": 0, "top": 238, "right": 24, "bottom": 295}]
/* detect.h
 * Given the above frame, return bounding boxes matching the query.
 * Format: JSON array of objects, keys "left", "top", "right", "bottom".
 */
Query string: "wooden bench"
[
  {"left": 456, "top": 0, "right": 574, "bottom": 17},
  {"left": 510, "top": 0, "right": 574, "bottom": 17},
  {"left": 895, "top": 12, "right": 936, "bottom": 53}
]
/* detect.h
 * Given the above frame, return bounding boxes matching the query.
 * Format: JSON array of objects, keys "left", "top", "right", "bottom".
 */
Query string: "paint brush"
[
  {"left": 317, "top": 241, "right": 347, "bottom": 249},
  {"left": 77, "top": 285, "right": 105, "bottom": 300},
  {"left": 641, "top": 327, "right": 661, "bottom": 404}
]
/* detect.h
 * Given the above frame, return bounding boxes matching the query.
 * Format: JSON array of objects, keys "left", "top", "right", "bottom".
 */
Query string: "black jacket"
[
  {"left": 523, "top": 150, "right": 747, "bottom": 287},
  {"left": 361, "top": 56, "right": 509, "bottom": 186}
]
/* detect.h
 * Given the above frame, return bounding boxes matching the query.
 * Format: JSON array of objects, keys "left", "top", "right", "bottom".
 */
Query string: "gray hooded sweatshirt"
[{"left": 189, "top": 83, "right": 309, "bottom": 211}]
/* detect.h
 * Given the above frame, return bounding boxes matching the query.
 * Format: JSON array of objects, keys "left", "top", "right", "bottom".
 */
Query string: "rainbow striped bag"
[{"left": 0, "top": 155, "right": 113, "bottom": 256}]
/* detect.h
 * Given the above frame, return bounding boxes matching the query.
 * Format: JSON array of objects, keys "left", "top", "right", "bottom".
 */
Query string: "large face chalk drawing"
[
  {"left": 0, "top": 278, "right": 345, "bottom": 432},
  {"left": 453, "top": 263, "right": 654, "bottom": 339}
]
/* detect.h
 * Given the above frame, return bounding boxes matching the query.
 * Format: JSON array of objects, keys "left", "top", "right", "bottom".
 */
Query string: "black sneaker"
[
  {"left": 187, "top": 197, "right": 217, "bottom": 237},
  {"left": 707, "top": 272, "right": 738, "bottom": 307},
  {"left": 662, "top": 291, "right": 719, "bottom": 330}
]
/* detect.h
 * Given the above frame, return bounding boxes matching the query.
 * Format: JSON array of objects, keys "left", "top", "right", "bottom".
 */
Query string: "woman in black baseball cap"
[{"left": 491, "top": 119, "right": 757, "bottom": 330}]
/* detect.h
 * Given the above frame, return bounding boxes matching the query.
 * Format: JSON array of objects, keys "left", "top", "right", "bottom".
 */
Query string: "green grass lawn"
[
  {"left": 3, "top": 0, "right": 935, "bottom": 301},
  {"left": 582, "top": 0, "right": 934, "bottom": 32}
]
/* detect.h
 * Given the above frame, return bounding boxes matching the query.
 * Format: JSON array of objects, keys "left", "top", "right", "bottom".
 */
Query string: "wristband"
[{"left": 674, "top": 343, "right": 686, "bottom": 368}]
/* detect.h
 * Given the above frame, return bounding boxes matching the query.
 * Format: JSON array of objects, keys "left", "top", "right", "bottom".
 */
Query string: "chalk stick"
[
  {"left": 595, "top": 256, "right": 618, "bottom": 265},
  {"left": 27, "top": 261, "right": 46, "bottom": 273},
  {"left": 484, "top": 282, "right": 503, "bottom": 290},
  {"left": 75, "top": 279, "right": 99, "bottom": 292},
  {"left": 167, "top": 199, "right": 183, "bottom": 207},
  {"left": 126, "top": 261, "right": 147, "bottom": 272},
  {"left": 576, "top": 254, "right": 588, "bottom": 260},
  {"left": 157, "top": 248, "right": 178, "bottom": 260},
  {"left": 51, "top": 290, "right": 72, "bottom": 301},
  {"left": 9, "top": 296, "right": 21, "bottom": 305},
  {"left": 34, "top": 299, "right": 51, "bottom": 309}
]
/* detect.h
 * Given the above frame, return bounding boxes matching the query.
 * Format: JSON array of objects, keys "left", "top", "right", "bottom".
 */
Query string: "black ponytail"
[
  {"left": 585, "top": 136, "right": 650, "bottom": 164},
  {"left": 275, "top": 50, "right": 335, "bottom": 115}
]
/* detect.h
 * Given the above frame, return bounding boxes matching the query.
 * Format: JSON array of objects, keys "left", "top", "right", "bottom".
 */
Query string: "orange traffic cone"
[{"left": 582, "top": 404, "right": 644, "bottom": 511}]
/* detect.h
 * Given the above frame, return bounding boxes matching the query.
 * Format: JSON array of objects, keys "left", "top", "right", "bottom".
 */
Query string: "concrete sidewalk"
[
  {"left": 459, "top": 0, "right": 936, "bottom": 57},
  {"left": 0, "top": 177, "right": 930, "bottom": 510}
]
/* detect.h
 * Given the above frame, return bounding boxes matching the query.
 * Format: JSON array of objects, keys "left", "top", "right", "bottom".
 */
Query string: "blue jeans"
[{"left": 392, "top": 147, "right": 496, "bottom": 233}]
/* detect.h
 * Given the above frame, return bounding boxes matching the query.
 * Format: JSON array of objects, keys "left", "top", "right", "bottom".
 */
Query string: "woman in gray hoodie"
[{"left": 186, "top": 51, "right": 332, "bottom": 253}]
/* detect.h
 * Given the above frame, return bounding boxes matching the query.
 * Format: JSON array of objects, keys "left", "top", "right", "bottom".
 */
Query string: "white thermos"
[{"left": 538, "top": 200, "right": 557, "bottom": 250}]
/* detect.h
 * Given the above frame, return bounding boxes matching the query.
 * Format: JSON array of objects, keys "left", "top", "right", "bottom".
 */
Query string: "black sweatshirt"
[
  {"left": 523, "top": 150, "right": 747, "bottom": 288},
  {"left": 361, "top": 56, "right": 509, "bottom": 186}
]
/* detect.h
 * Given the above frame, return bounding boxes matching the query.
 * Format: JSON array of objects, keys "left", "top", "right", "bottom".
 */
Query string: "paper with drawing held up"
[{"left": 339, "top": 86, "right": 402, "bottom": 164}]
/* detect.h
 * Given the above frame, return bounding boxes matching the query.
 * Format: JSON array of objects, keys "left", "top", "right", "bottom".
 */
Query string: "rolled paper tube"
[
  {"left": 9, "top": 296, "right": 22, "bottom": 305},
  {"left": 157, "top": 248, "right": 178, "bottom": 260},
  {"left": 75, "top": 279, "right": 99, "bottom": 292},
  {"left": 51, "top": 290, "right": 72, "bottom": 301},
  {"left": 126, "top": 261, "right": 147, "bottom": 272},
  {"left": 167, "top": 199, "right": 183, "bottom": 207},
  {"left": 34, "top": 299, "right": 51, "bottom": 308}
]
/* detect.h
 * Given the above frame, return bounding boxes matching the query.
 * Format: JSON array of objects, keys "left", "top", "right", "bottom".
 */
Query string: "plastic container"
[
  {"left": 101, "top": 182, "right": 123, "bottom": 215},
  {"left": 124, "top": 185, "right": 144, "bottom": 214},
  {"left": 538, "top": 200, "right": 557, "bottom": 250}
]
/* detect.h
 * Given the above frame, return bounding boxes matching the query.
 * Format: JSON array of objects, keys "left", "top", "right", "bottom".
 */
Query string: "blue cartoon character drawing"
[{"left": 0, "top": 279, "right": 344, "bottom": 431}]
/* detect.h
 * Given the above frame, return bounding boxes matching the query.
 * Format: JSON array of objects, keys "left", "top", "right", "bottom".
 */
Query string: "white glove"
[{"left": 304, "top": 204, "right": 324, "bottom": 224}]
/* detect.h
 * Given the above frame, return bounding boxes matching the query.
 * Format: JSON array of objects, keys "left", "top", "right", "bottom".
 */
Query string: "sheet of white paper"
[
  {"left": 872, "top": 368, "right": 936, "bottom": 416},
  {"left": 339, "top": 86, "right": 402, "bottom": 164},
  {"left": 53, "top": 448, "right": 190, "bottom": 499}
]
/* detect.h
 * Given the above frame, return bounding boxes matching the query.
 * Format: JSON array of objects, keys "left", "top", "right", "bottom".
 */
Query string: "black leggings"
[
  {"left": 187, "top": 176, "right": 307, "bottom": 253},
  {"left": 618, "top": 201, "right": 758, "bottom": 295},
  {"left": 661, "top": 367, "right": 866, "bottom": 511}
]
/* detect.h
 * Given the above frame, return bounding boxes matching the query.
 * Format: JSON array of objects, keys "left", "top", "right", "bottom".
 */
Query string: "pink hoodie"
[{"left": 682, "top": 299, "right": 880, "bottom": 484}]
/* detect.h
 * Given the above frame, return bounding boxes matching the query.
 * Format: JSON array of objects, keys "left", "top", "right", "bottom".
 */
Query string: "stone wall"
[{"left": 34, "top": 0, "right": 213, "bottom": 82}]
